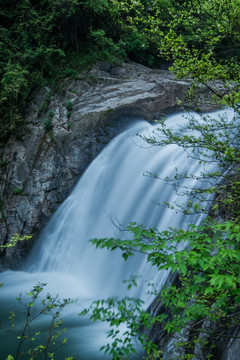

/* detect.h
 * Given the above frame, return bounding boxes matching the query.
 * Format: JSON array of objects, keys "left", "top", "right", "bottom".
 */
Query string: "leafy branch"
[{"left": 3, "top": 283, "right": 73, "bottom": 360}]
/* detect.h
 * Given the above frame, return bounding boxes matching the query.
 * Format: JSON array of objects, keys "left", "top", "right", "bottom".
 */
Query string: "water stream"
[{"left": 0, "top": 110, "right": 233, "bottom": 359}]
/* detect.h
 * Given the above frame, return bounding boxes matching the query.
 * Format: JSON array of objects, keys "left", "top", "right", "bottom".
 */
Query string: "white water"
[{"left": 0, "top": 110, "right": 233, "bottom": 359}]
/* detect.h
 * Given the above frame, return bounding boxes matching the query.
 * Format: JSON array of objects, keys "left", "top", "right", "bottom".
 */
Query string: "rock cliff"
[{"left": 0, "top": 62, "right": 191, "bottom": 268}]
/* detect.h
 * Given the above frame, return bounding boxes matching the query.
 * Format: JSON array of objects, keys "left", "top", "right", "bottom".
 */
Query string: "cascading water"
[{"left": 0, "top": 110, "right": 234, "bottom": 359}]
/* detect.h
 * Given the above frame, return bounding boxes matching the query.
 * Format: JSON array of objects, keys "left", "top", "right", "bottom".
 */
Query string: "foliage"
[
  {"left": 90, "top": 29, "right": 127, "bottom": 61},
  {"left": 0, "top": 62, "right": 29, "bottom": 141},
  {"left": 0, "top": 234, "right": 32, "bottom": 248},
  {"left": 65, "top": 100, "right": 73, "bottom": 112},
  {"left": 2, "top": 0, "right": 240, "bottom": 144},
  {"left": 65, "top": 100, "right": 73, "bottom": 120},
  {"left": 43, "top": 110, "right": 55, "bottom": 132},
  {"left": 2, "top": 282, "right": 73, "bottom": 360},
  {"left": 86, "top": 220, "right": 240, "bottom": 357},
  {"left": 80, "top": 296, "right": 159, "bottom": 359},
  {"left": 0, "top": 0, "right": 177, "bottom": 143},
  {"left": 80, "top": 1, "right": 240, "bottom": 358},
  {"left": 0, "top": 0, "right": 102, "bottom": 141},
  {"left": 13, "top": 188, "right": 23, "bottom": 195},
  {"left": 1, "top": 239, "right": 73, "bottom": 359},
  {"left": 158, "top": 0, "right": 240, "bottom": 109}
]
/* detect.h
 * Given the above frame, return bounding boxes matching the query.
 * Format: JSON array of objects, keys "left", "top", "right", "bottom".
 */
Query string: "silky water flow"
[{"left": 0, "top": 110, "right": 234, "bottom": 359}]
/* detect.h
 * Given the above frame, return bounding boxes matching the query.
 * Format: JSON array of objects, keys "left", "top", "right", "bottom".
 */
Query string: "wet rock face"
[
  {"left": 221, "top": 329, "right": 240, "bottom": 360},
  {"left": 0, "top": 62, "right": 191, "bottom": 268}
]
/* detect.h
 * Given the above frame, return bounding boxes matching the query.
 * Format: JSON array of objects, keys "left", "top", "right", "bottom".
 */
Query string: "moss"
[
  {"left": 13, "top": 188, "right": 23, "bottom": 195},
  {"left": 42, "top": 110, "right": 55, "bottom": 132},
  {"left": 65, "top": 100, "right": 73, "bottom": 112},
  {"left": 68, "top": 88, "right": 76, "bottom": 93},
  {"left": 99, "top": 108, "right": 114, "bottom": 120},
  {"left": 0, "top": 160, "right": 10, "bottom": 166}
]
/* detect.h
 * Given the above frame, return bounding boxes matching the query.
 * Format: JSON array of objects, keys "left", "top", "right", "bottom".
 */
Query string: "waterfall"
[{"left": 0, "top": 110, "right": 234, "bottom": 359}]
